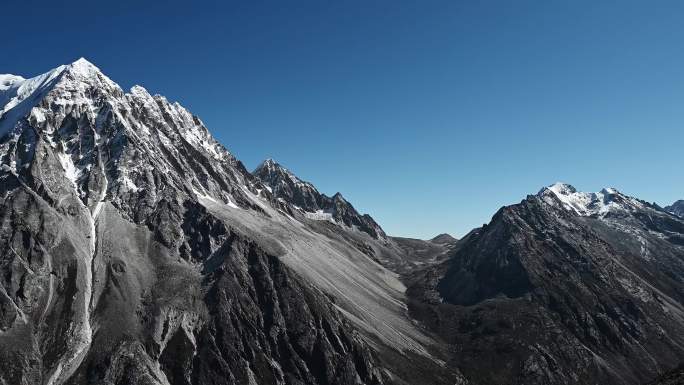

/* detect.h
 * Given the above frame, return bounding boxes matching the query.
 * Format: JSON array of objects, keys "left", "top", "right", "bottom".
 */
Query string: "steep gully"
[{"left": 46, "top": 136, "right": 108, "bottom": 385}]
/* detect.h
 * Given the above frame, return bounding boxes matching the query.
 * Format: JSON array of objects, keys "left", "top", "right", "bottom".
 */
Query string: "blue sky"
[{"left": 3, "top": 0, "right": 684, "bottom": 238}]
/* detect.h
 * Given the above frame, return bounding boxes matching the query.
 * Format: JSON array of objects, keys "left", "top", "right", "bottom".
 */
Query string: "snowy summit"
[{"left": 538, "top": 182, "right": 645, "bottom": 217}]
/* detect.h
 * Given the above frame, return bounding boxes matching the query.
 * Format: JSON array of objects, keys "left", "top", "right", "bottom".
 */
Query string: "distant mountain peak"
[
  {"left": 666, "top": 200, "right": 684, "bottom": 217},
  {"left": 545, "top": 182, "right": 578, "bottom": 195},
  {"left": 257, "top": 157, "right": 277, "bottom": 168},
  {"left": 253, "top": 158, "right": 316, "bottom": 191},
  {"left": 418, "top": 179, "right": 684, "bottom": 385},
  {"left": 253, "top": 158, "right": 385, "bottom": 239},
  {"left": 537, "top": 182, "right": 642, "bottom": 217},
  {"left": 430, "top": 233, "right": 457, "bottom": 244}
]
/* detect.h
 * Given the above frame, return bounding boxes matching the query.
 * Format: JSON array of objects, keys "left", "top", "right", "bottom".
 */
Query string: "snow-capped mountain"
[
  {"left": 666, "top": 200, "right": 684, "bottom": 218},
  {"left": 0, "top": 59, "right": 459, "bottom": 385},
  {"left": 407, "top": 183, "right": 684, "bottom": 385},
  {"left": 538, "top": 182, "right": 648, "bottom": 217},
  {"left": 0, "top": 58, "right": 264, "bottom": 225},
  {"left": 253, "top": 159, "right": 386, "bottom": 239}
]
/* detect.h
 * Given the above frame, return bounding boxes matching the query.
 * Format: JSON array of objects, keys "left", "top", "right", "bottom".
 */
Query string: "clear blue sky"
[{"left": 3, "top": 0, "right": 684, "bottom": 238}]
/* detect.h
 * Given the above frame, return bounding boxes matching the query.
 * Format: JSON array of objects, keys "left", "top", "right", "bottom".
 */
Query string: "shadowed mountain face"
[
  {"left": 407, "top": 183, "right": 684, "bottom": 385},
  {"left": 0, "top": 60, "right": 461, "bottom": 385},
  {"left": 666, "top": 200, "right": 684, "bottom": 218}
]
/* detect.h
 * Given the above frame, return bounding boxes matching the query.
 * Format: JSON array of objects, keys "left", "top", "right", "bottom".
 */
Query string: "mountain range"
[{"left": 1, "top": 59, "right": 683, "bottom": 385}]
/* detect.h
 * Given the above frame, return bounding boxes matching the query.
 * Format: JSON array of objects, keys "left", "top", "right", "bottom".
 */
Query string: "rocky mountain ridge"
[
  {"left": 253, "top": 159, "right": 385, "bottom": 239},
  {"left": 0, "top": 59, "right": 458, "bottom": 385},
  {"left": 407, "top": 183, "right": 684, "bottom": 385}
]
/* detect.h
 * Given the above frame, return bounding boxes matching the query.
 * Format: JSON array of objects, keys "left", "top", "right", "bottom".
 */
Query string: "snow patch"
[
  {"left": 193, "top": 187, "right": 239, "bottom": 209},
  {"left": 118, "top": 169, "right": 140, "bottom": 192},
  {"left": 305, "top": 209, "right": 335, "bottom": 222},
  {"left": 56, "top": 150, "right": 80, "bottom": 191}
]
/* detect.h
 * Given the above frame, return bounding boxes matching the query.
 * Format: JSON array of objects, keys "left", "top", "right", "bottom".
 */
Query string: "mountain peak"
[
  {"left": 537, "top": 182, "right": 641, "bottom": 217},
  {"left": 430, "top": 233, "right": 457, "bottom": 244},
  {"left": 71, "top": 57, "right": 94, "bottom": 66},
  {"left": 544, "top": 182, "right": 577, "bottom": 195},
  {"left": 0, "top": 58, "right": 121, "bottom": 137},
  {"left": 0, "top": 58, "right": 255, "bottom": 216},
  {"left": 253, "top": 159, "right": 385, "bottom": 239},
  {"left": 129, "top": 84, "right": 150, "bottom": 95},
  {"left": 254, "top": 159, "right": 320, "bottom": 200},
  {"left": 67, "top": 57, "right": 100, "bottom": 76},
  {"left": 254, "top": 158, "right": 313, "bottom": 189},
  {"left": 254, "top": 157, "right": 279, "bottom": 173},
  {"left": 666, "top": 200, "right": 684, "bottom": 217}
]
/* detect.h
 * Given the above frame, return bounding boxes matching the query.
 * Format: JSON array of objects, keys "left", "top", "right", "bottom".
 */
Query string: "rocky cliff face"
[
  {"left": 666, "top": 200, "right": 684, "bottom": 218},
  {"left": 407, "top": 183, "right": 684, "bottom": 385},
  {"left": 253, "top": 159, "right": 385, "bottom": 239},
  {"left": 0, "top": 59, "right": 458, "bottom": 385}
]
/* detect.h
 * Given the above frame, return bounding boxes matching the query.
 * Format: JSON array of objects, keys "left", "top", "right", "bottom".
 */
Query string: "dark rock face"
[
  {"left": 253, "top": 159, "right": 385, "bottom": 239},
  {"left": 666, "top": 200, "right": 684, "bottom": 218},
  {"left": 193, "top": 231, "right": 383, "bottom": 385},
  {"left": 646, "top": 365, "right": 684, "bottom": 385},
  {"left": 407, "top": 187, "right": 684, "bottom": 385}
]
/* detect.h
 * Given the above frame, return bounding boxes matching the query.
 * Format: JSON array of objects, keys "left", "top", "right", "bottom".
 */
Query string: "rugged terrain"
[
  {"left": 253, "top": 159, "right": 385, "bottom": 240},
  {"left": 407, "top": 183, "right": 684, "bottom": 385},
  {"left": 1, "top": 59, "right": 683, "bottom": 385},
  {"left": 647, "top": 365, "right": 684, "bottom": 385}
]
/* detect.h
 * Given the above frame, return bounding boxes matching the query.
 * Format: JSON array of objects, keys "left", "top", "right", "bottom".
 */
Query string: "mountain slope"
[
  {"left": 251, "top": 159, "right": 456, "bottom": 280},
  {"left": 407, "top": 183, "right": 684, "bottom": 385},
  {"left": 0, "top": 59, "right": 459, "bottom": 385}
]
